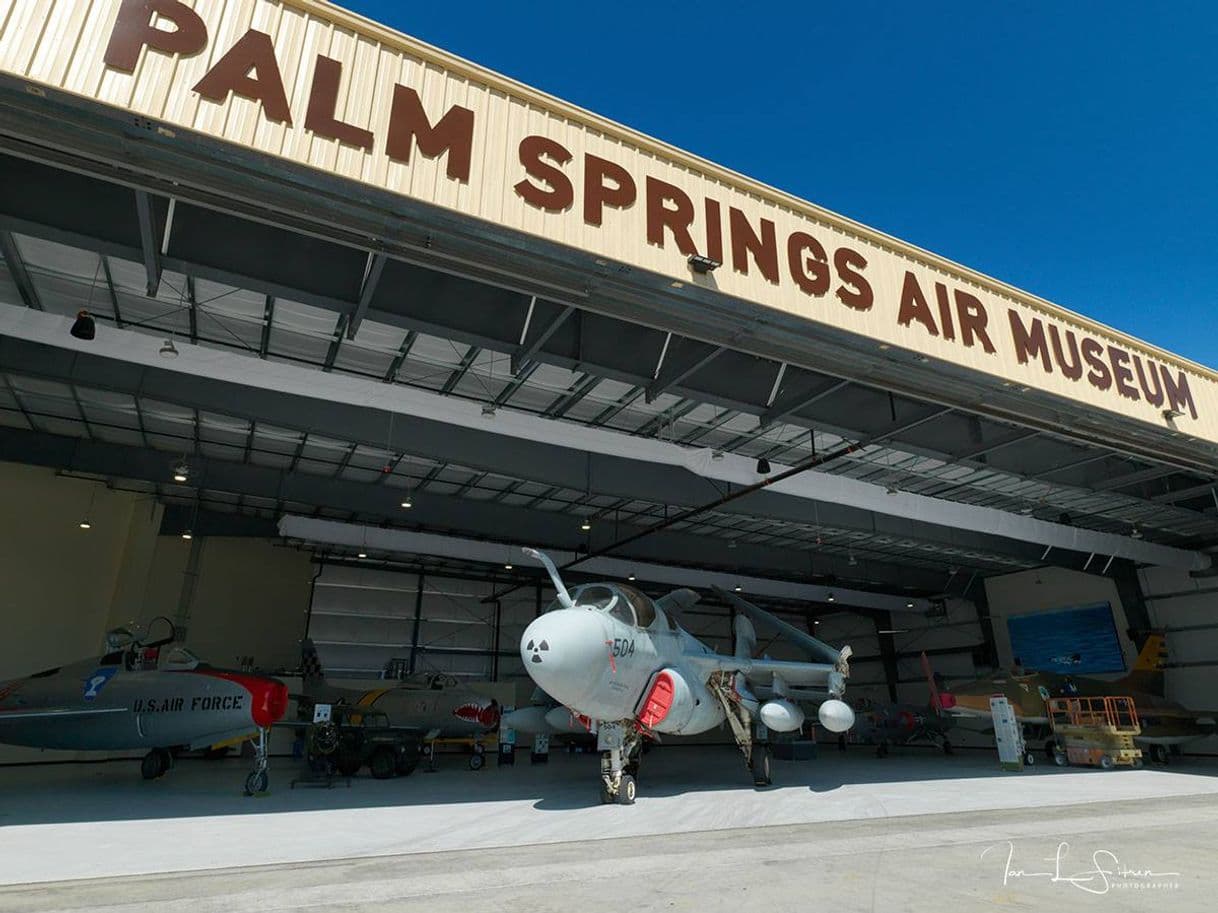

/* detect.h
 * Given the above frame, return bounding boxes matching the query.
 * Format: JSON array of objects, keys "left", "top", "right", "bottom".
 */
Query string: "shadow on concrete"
[{"left": 3, "top": 742, "right": 1215, "bottom": 825}]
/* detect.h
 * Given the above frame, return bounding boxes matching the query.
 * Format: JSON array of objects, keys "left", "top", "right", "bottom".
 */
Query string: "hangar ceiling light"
[
  {"left": 159, "top": 338, "right": 179, "bottom": 359},
  {"left": 69, "top": 309, "right": 95, "bottom": 340}
]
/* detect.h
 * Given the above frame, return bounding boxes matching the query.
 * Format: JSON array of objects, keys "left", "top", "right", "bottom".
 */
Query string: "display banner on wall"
[{"left": 2, "top": 0, "right": 1214, "bottom": 439}]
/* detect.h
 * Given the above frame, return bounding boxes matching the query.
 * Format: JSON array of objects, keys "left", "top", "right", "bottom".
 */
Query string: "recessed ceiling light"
[
  {"left": 357, "top": 552, "right": 367, "bottom": 559},
  {"left": 580, "top": 521, "right": 592, "bottom": 531},
  {"left": 78, "top": 520, "right": 91, "bottom": 530},
  {"left": 906, "top": 601, "right": 914, "bottom": 609},
  {"left": 813, "top": 619, "right": 821, "bottom": 625},
  {"left": 400, "top": 498, "right": 413, "bottom": 509},
  {"left": 504, "top": 563, "right": 513, "bottom": 570}
]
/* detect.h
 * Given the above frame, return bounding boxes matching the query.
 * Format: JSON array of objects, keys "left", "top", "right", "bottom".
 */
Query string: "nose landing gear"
[
  {"left": 243, "top": 727, "right": 271, "bottom": 796},
  {"left": 597, "top": 721, "right": 641, "bottom": 805}
]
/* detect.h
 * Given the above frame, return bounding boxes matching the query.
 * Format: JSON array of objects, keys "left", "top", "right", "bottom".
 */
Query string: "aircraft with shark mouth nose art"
[
  {"left": 518, "top": 548, "right": 857, "bottom": 804},
  {"left": 0, "top": 617, "right": 288, "bottom": 794},
  {"left": 295, "top": 640, "right": 503, "bottom": 767}
]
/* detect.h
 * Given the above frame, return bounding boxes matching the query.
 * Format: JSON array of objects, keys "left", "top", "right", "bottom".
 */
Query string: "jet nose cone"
[{"left": 520, "top": 610, "right": 607, "bottom": 709}]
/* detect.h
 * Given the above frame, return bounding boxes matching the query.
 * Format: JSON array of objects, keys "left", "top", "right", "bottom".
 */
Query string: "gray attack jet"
[
  {"left": 297, "top": 640, "right": 504, "bottom": 765},
  {"left": 0, "top": 618, "right": 289, "bottom": 794},
  {"left": 518, "top": 548, "right": 856, "bottom": 803}
]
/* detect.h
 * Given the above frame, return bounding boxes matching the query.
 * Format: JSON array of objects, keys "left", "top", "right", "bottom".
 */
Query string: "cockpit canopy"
[{"left": 547, "top": 583, "right": 676, "bottom": 630}]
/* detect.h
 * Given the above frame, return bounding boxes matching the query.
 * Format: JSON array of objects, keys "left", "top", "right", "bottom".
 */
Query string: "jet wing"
[
  {"left": 0, "top": 707, "right": 129, "bottom": 721},
  {"left": 686, "top": 654, "right": 846, "bottom": 695},
  {"left": 712, "top": 586, "right": 850, "bottom": 670}
]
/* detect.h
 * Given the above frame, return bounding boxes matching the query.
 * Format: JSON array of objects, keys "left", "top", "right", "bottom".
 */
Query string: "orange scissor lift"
[{"left": 1047, "top": 695, "right": 1143, "bottom": 770}]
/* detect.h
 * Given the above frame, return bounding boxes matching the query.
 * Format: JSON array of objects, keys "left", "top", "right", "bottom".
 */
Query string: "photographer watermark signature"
[{"left": 981, "top": 841, "right": 1181, "bottom": 895}]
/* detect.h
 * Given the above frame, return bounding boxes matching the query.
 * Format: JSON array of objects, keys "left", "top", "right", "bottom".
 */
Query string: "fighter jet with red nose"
[
  {"left": 519, "top": 548, "right": 856, "bottom": 803},
  {"left": 0, "top": 617, "right": 288, "bottom": 794}
]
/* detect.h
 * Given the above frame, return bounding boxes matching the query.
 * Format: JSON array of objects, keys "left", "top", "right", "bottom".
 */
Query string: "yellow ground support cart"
[{"left": 1048, "top": 695, "right": 1143, "bottom": 770}]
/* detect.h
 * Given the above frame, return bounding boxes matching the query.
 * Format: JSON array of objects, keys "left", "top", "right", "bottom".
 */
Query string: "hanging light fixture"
[
  {"left": 78, "top": 484, "right": 98, "bottom": 530},
  {"left": 826, "top": 591, "right": 836, "bottom": 603},
  {"left": 159, "top": 337, "right": 179, "bottom": 359},
  {"left": 181, "top": 531, "right": 193, "bottom": 541},
  {"left": 172, "top": 459, "right": 189, "bottom": 483},
  {"left": 70, "top": 310, "right": 96, "bottom": 340},
  {"left": 756, "top": 457, "right": 771, "bottom": 474},
  {"left": 580, "top": 520, "right": 592, "bottom": 532},
  {"left": 400, "top": 495, "right": 413, "bottom": 509}
]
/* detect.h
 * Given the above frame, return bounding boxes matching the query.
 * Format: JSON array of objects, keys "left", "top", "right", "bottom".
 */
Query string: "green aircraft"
[{"left": 936, "top": 634, "right": 1215, "bottom": 763}]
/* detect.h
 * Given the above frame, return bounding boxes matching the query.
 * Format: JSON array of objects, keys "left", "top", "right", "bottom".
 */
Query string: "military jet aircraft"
[
  {"left": 518, "top": 548, "right": 856, "bottom": 803},
  {"left": 0, "top": 618, "right": 288, "bottom": 793},
  {"left": 842, "top": 654, "right": 955, "bottom": 756},
  {"left": 936, "top": 634, "right": 1216, "bottom": 763},
  {"left": 297, "top": 640, "right": 503, "bottom": 766}
]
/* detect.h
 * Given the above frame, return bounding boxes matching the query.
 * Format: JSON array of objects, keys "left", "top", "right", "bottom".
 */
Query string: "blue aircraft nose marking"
[{"left": 83, "top": 667, "right": 117, "bottom": 701}]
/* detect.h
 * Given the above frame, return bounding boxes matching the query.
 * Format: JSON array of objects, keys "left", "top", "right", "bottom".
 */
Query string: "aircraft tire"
[
  {"left": 244, "top": 770, "right": 269, "bottom": 795},
  {"left": 600, "top": 782, "right": 615, "bottom": 804},
  {"left": 158, "top": 748, "right": 174, "bottom": 774},
  {"left": 617, "top": 774, "right": 637, "bottom": 805},
  {"left": 140, "top": 751, "right": 164, "bottom": 780},
  {"left": 1100, "top": 755, "right": 1115, "bottom": 770},
  {"left": 369, "top": 747, "right": 397, "bottom": 779},
  {"left": 336, "top": 754, "right": 362, "bottom": 777},
  {"left": 751, "top": 747, "right": 772, "bottom": 787},
  {"left": 1132, "top": 757, "right": 1144, "bottom": 769},
  {"left": 1023, "top": 751, "right": 1036, "bottom": 767},
  {"left": 942, "top": 739, "right": 954, "bottom": 756},
  {"left": 468, "top": 752, "right": 485, "bottom": 771},
  {"left": 1149, "top": 744, "right": 1168, "bottom": 764},
  {"left": 1053, "top": 748, "right": 1069, "bottom": 767}
]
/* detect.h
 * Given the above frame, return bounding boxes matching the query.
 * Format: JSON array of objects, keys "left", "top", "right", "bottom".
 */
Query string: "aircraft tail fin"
[
  {"left": 921, "top": 651, "right": 943, "bottom": 715},
  {"left": 300, "top": 639, "right": 327, "bottom": 688},
  {"left": 1117, "top": 632, "right": 1169, "bottom": 696}
]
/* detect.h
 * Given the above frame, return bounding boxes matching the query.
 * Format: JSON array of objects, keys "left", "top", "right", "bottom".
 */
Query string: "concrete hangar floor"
[{"left": 1, "top": 748, "right": 1216, "bottom": 911}]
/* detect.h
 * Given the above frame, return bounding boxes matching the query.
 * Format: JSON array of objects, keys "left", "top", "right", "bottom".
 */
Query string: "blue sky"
[{"left": 338, "top": 2, "right": 1218, "bottom": 368}]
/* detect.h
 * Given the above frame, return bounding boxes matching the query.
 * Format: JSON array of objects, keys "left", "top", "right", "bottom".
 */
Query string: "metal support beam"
[
  {"left": 133, "top": 190, "right": 162, "bottom": 297},
  {"left": 0, "top": 231, "right": 40, "bottom": 310},
  {"left": 259, "top": 295, "right": 275, "bottom": 358},
  {"left": 951, "top": 430, "right": 1040, "bottom": 462},
  {"left": 348, "top": 253, "right": 387, "bottom": 339},
  {"left": 384, "top": 330, "right": 418, "bottom": 383},
  {"left": 512, "top": 304, "right": 573, "bottom": 374},
  {"left": 323, "top": 314, "right": 349, "bottom": 371},
  {"left": 441, "top": 345, "right": 480, "bottom": 394},
  {"left": 186, "top": 276, "right": 198, "bottom": 344},
  {"left": 99, "top": 256, "right": 122, "bottom": 327},
  {"left": 544, "top": 372, "right": 600, "bottom": 418},
  {"left": 759, "top": 378, "right": 850, "bottom": 430},
  {"left": 645, "top": 343, "right": 727, "bottom": 403}
]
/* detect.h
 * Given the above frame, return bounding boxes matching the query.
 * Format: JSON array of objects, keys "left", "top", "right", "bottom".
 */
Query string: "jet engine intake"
[
  {"left": 635, "top": 668, "right": 719, "bottom": 735},
  {"left": 759, "top": 698, "right": 805, "bottom": 733}
]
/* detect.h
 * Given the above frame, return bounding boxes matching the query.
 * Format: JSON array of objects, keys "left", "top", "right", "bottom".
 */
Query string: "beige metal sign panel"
[{"left": 2, "top": 0, "right": 1215, "bottom": 442}]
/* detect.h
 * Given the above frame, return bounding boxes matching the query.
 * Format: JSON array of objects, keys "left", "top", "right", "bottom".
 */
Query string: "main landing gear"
[
  {"left": 244, "top": 727, "right": 271, "bottom": 796},
  {"left": 140, "top": 747, "right": 174, "bottom": 780},
  {"left": 749, "top": 739, "right": 773, "bottom": 787},
  {"left": 598, "top": 722, "right": 642, "bottom": 805}
]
